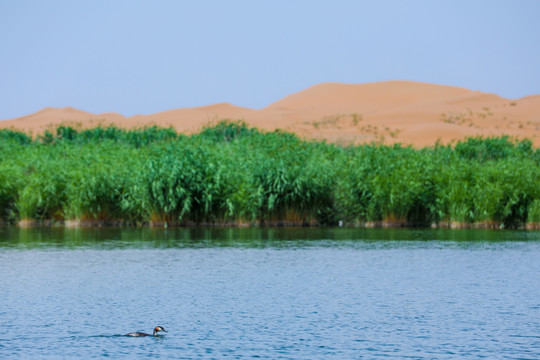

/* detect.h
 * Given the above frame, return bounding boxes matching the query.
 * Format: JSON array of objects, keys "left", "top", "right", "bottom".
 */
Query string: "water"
[{"left": 1, "top": 227, "right": 539, "bottom": 359}]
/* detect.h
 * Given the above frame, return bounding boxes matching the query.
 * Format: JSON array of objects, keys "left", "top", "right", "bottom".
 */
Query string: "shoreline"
[{"left": 5, "top": 219, "right": 540, "bottom": 230}]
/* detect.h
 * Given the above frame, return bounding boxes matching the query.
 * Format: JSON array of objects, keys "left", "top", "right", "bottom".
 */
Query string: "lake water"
[{"left": 1, "top": 227, "right": 539, "bottom": 359}]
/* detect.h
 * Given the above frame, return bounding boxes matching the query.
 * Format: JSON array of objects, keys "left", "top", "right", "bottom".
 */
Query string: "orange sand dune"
[{"left": 2, "top": 81, "right": 540, "bottom": 147}]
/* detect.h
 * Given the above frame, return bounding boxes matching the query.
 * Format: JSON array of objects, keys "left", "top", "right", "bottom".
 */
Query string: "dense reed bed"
[{"left": 1, "top": 121, "right": 539, "bottom": 228}]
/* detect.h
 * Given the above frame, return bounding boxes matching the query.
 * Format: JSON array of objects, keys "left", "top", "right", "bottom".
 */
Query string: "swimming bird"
[{"left": 125, "top": 326, "right": 167, "bottom": 337}]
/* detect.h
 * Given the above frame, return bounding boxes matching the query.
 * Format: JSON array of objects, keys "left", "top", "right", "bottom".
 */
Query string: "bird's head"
[{"left": 154, "top": 326, "right": 167, "bottom": 334}]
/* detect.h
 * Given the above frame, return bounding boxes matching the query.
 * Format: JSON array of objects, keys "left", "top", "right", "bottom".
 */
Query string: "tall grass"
[{"left": 0, "top": 122, "right": 538, "bottom": 228}]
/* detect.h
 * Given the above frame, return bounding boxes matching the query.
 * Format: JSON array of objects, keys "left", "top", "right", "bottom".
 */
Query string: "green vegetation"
[{"left": 0, "top": 122, "right": 539, "bottom": 228}]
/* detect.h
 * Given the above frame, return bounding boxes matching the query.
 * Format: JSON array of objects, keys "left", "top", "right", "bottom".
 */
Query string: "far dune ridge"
[{"left": 2, "top": 81, "right": 540, "bottom": 147}]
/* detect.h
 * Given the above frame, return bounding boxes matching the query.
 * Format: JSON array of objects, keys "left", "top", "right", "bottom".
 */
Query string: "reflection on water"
[{"left": 0, "top": 227, "right": 539, "bottom": 250}]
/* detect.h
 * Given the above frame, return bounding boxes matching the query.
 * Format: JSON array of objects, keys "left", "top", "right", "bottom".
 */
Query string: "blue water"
[{"left": 1, "top": 228, "right": 539, "bottom": 359}]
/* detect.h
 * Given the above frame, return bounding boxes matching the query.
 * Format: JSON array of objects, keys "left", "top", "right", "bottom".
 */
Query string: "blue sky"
[{"left": 1, "top": 0, "right": 539, "bottom": 119}]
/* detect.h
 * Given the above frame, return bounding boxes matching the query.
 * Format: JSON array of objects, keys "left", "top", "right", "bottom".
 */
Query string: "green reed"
[{"left": 0, "top": 121, "right": 538, "bottom": 228}]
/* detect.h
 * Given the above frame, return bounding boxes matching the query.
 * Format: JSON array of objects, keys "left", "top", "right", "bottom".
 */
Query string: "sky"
[{"left": 1, "top": 0, "right": 540, "bottom": 120}]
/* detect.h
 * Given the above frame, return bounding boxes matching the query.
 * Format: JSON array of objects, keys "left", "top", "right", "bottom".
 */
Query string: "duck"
[{"left": 125, "top": 326, "right": 167, "bottom": 337}]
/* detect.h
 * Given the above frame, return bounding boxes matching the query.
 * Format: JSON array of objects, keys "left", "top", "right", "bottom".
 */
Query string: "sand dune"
[{"left": 2, "top": 81, "right": 539, "bottom": 147}]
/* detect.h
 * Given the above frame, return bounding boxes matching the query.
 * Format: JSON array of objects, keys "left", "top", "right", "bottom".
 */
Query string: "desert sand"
[{"left": 2, "top": 81, "right": 540, "bottom": 147}]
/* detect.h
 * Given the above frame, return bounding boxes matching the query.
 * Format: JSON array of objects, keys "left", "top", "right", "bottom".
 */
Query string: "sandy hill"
[{"left": 2, "top": 81, "right": 540, "bottom": 147}]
